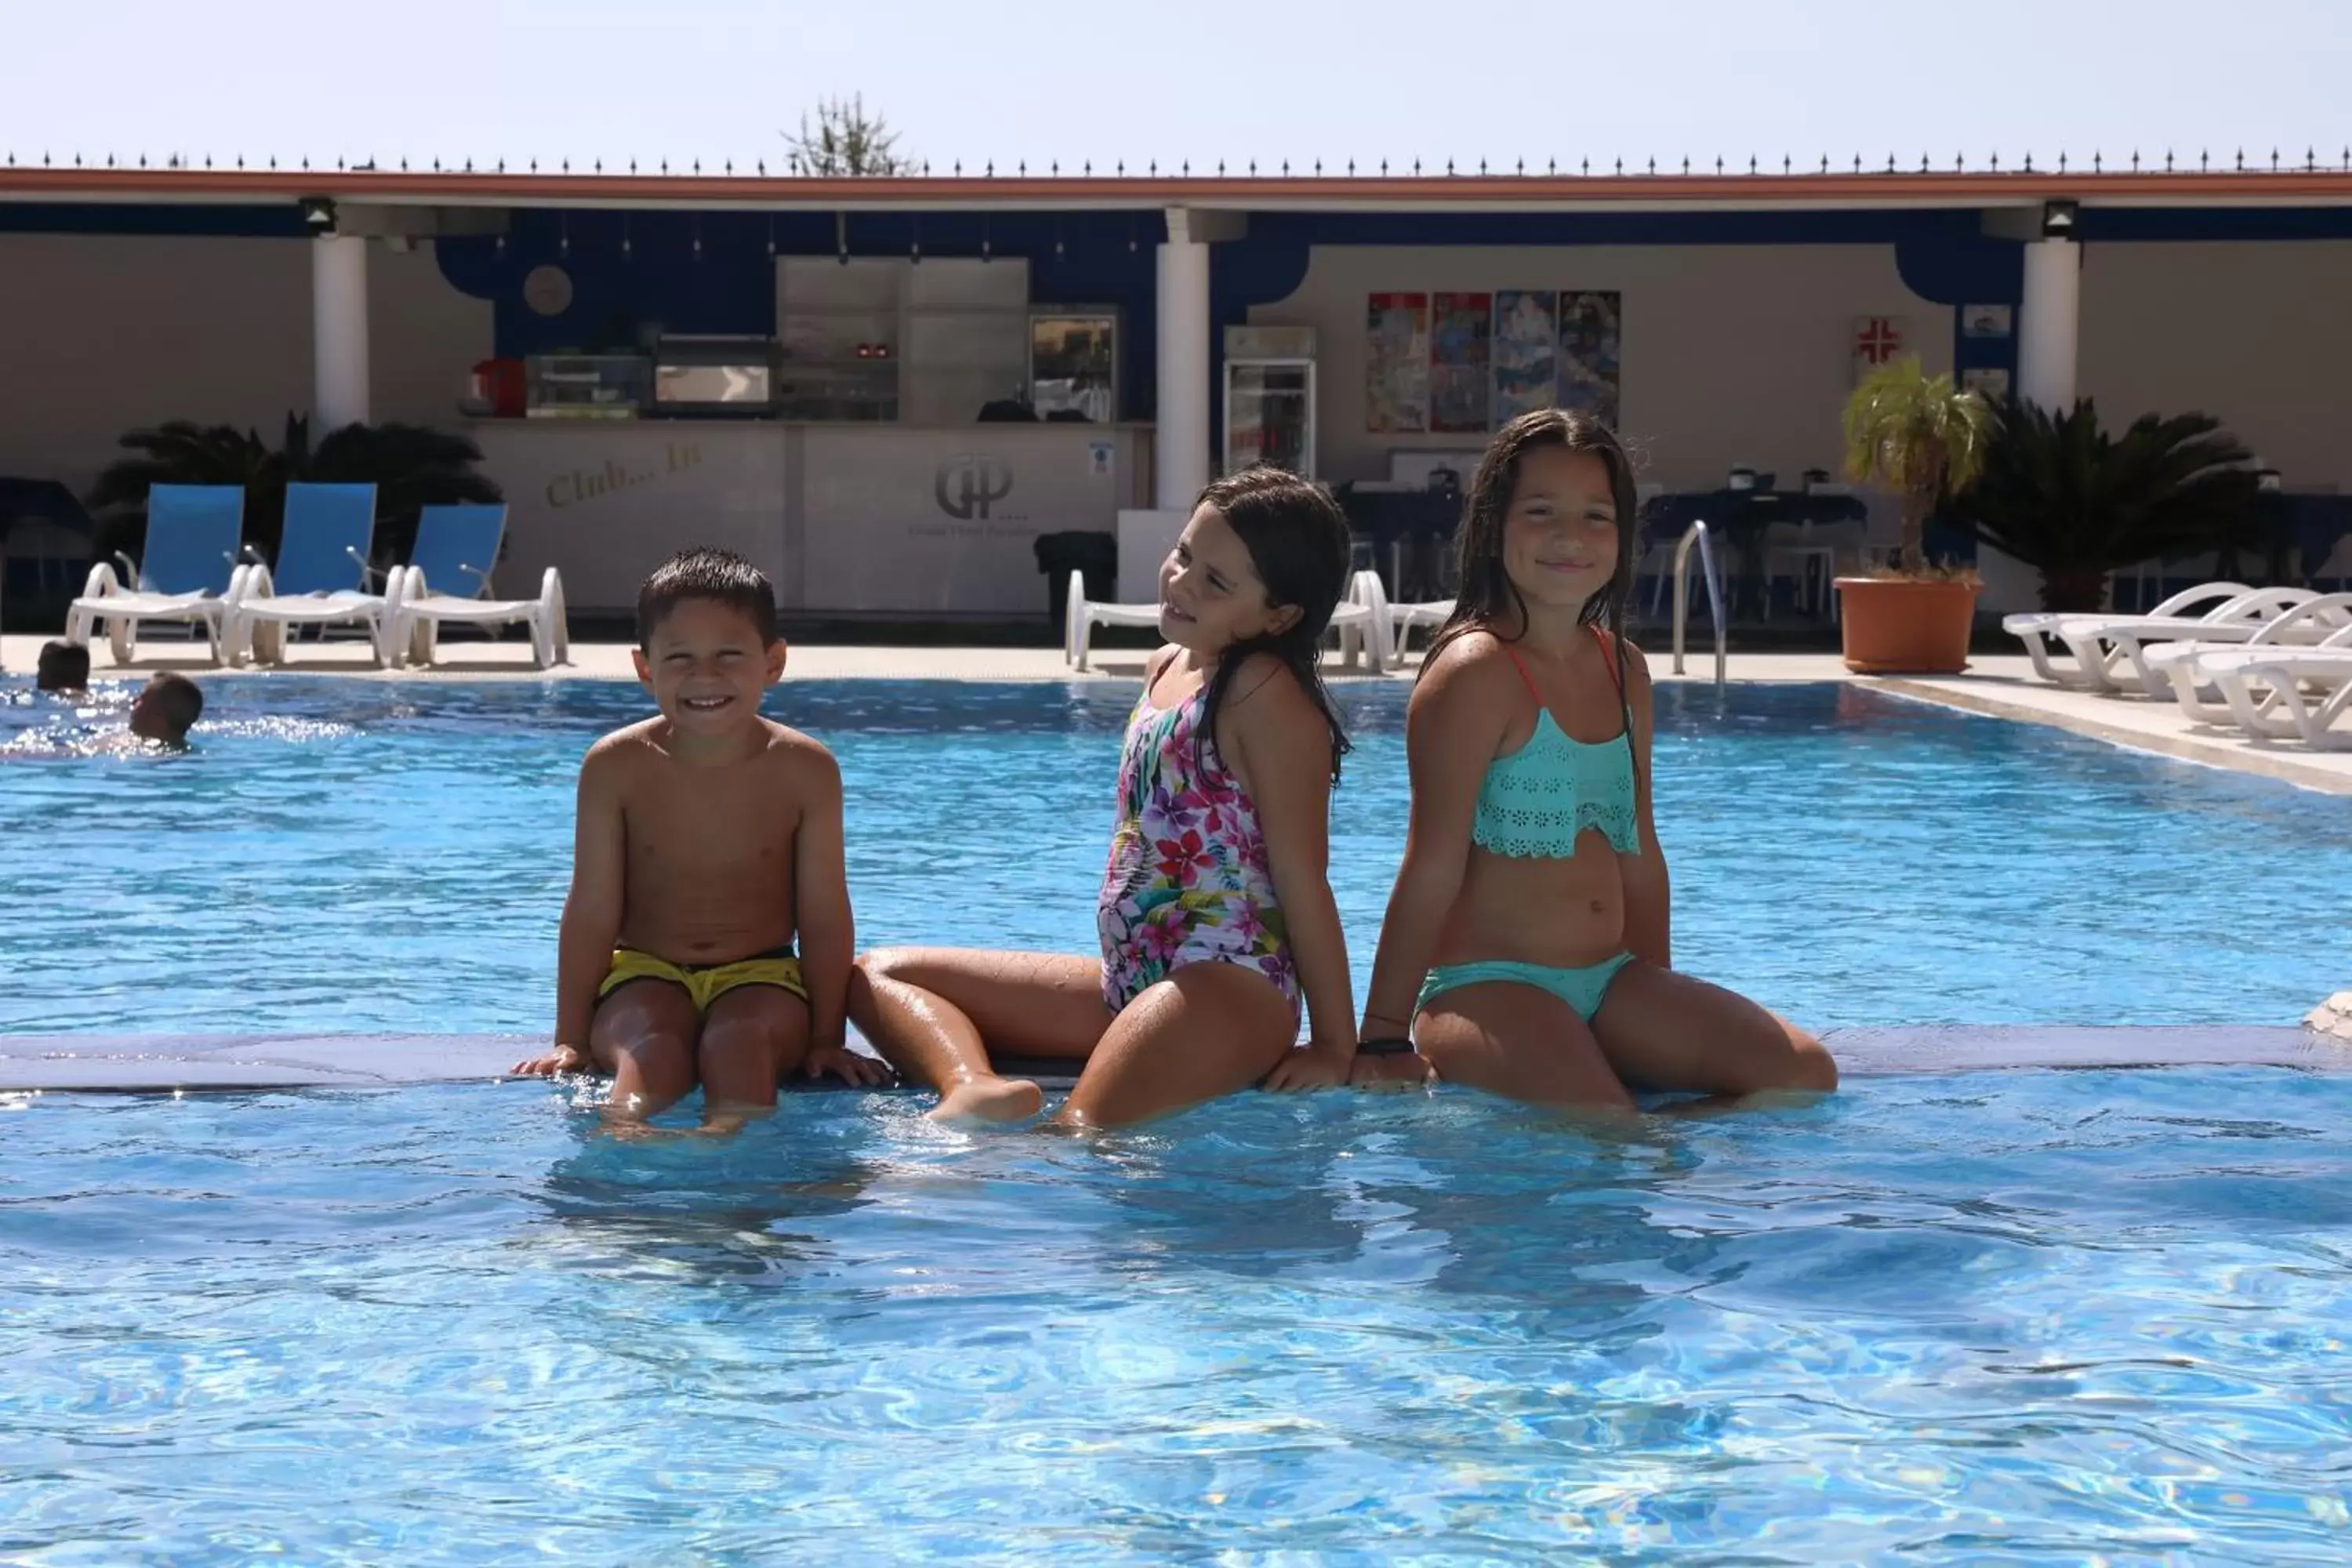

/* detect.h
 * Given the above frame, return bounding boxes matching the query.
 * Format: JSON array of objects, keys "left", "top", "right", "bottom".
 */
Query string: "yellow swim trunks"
[{"left": 597, "top": 946, "right": 807, "bottom": 1014}]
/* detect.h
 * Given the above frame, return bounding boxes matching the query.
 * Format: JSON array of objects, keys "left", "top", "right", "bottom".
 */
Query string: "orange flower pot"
[{"left": 1834, "top": 577, "right": 1979, "bottom": 673}]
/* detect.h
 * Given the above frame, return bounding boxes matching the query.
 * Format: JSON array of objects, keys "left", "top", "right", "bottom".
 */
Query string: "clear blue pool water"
[
  {"left": 1, "top": 675, "right": 2345, "bottom": 1033},
  {"left": 5, "top": 1072, "right": 2350, "bottom": 1562},
  {"left": 4, "top": 677, "right": 2350, "bottom": 1563}
]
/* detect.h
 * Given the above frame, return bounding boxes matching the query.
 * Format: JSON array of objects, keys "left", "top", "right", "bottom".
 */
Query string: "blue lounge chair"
[
  {"left": 233, "top": 483, "right": 400, "bottom": 666},
  {"left": 65, "top": 484, "right": 248, "bottom": 665},
  {"left": 390, "top": 504, "right": 568, "bottom": 668}
]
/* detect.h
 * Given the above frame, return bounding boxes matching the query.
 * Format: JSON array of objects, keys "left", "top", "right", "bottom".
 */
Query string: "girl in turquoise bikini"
[{"left": 1354, "top": 410, "right": 1838, "bottom": 1109}]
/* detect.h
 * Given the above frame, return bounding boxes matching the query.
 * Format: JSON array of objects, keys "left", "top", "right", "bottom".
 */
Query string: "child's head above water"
[
  {"left": 128, "top": 672, "right": 203, "bottom": 745},
  {"left": 1449, "top": 408, "right": 1639, "bottom": 642},
  {"left": 1160, "top": 466, "right": 1354, "bottom": 782},
  {"left": 632, "top": 547, "right": 785, "bottom": 734},
  {"left": 36, "top": 640, "right": 90, "bottom": 693}
]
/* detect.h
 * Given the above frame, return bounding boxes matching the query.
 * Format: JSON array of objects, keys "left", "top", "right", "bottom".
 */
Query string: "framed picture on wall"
[
  {"left": 1556, "top": 290, "right": 1621, "bottom": 428},
  {"left": 1366, "top": 293, "right": 1430, "bottom": 432},
  {"left": 1428, "top": 292, "right": 1492, "bottom": 434},
  {"left": 1962, "top": 303, "right": 2014, "bottom": 339},
  {"left": 1962, "top": 367, "right": 2012, "bottom": 398},
  {"left": 1491, "top": 290, "right": 1559, "bottom": 426}
]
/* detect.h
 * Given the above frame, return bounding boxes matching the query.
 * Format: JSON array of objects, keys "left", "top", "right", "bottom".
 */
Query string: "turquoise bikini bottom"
[{"left": 1417, "top": 953, "right": 1636, "bottom": 1022}]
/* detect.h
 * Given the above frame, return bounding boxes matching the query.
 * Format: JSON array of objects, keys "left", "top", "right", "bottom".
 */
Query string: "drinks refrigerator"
[{"left": 1221, "top": 326, "right": 1318, "bottom": 477}]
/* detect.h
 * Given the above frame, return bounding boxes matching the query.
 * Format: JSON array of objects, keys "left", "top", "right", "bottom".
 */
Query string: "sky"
[{"left": 4, "top": 0, "right": 2346, "bottom": 179}]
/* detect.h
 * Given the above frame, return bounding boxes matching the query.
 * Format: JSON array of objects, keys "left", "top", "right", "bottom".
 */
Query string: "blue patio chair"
[
  {"left": 234, "top": 483, "right": 400, "bottom": 666},
  {"left": 391, "top": 504, "right": 568, "bottom": 669},
  {"left": 64, "top": 484, "right": 248, "bottom": 665}
]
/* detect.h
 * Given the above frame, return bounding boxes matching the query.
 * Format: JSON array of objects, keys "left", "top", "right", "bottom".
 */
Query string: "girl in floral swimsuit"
[{"left": 851, "top": 470, "right": 1361, "bottom": 1127}]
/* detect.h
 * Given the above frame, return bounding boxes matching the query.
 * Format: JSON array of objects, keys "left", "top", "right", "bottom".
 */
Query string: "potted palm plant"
[
  {"left": 1835, "top": 357, "right": 1994, "bottom": 673},
  {"left": 1943, "top": 399, "right": 2259, "bottom": 612}
]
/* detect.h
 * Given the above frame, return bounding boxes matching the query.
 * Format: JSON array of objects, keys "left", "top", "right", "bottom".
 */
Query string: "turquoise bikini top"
[{"left": 1470, "top": 630, "right": 1640, "bottom": 858}]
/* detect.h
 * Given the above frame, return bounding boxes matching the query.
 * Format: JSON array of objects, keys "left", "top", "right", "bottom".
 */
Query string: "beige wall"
[
  {"left": 1249, "top": 243, "right": 1950, "bottom": 490},
  {"left": 0, "top": 234, "right": 488, "bottom": 498},
  {"left": 2081, "top": 240, "right": 2352, "bottom": 492}
]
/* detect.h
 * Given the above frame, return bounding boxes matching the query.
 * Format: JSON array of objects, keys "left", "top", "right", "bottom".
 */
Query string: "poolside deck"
[{"left": 6, "top": 634, "right": 2347, "bottom": 794}]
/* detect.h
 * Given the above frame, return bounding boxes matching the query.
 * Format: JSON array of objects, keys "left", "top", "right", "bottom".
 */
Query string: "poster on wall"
[
  {"left": 1365, "top": 293, "right": 1431, "bottom": 432},
  {"left": 1490, "top": 290, "right": 1559, "bottom": 425},
  {"left": 1555, "top": 291, "right": 1621, "bottom": 427},
  {"left": 1428, "top": 291, "right": 1493, "bottom": 434}
]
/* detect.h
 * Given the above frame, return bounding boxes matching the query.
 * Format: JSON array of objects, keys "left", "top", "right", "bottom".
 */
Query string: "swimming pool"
[
  {"left": 3, "top": 677, "right": 2349, "bottom": 1562},
  {"left": 1, "top": 677, "right": 2344, "bottom": 1034}
]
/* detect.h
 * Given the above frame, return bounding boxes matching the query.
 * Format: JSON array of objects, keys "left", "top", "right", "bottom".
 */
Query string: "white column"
[
  {"left": 312, "top": 234, "right": 372, "bottom": 431},
  {"left": 1966, "top": 234, "right": 2085, "bottom": 613},
  {"left": 2017, "top": 237, "right": 2080, "bottom": 412},
  {"left": 1154, "top": 208, "right": 1212, "bottom": 510}
]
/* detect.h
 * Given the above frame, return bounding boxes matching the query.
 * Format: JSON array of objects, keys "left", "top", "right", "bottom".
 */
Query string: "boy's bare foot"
[{"left": 929, "top": 1076, "right": 1046, "bottom": 1124}]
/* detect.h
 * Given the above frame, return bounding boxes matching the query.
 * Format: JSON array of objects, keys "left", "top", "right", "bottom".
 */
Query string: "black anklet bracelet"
[{"left": 1358, "top": 1036, "right": 1417, "bottom": 1056}]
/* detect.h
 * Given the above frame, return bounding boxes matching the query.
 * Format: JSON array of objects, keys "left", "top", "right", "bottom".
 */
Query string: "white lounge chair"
[
  {"left": 2005, "top": 585, "right": 2319, "bottom": 695},
  {"left": 2219, "top": 647, "right": 2352, "bottom": 748},
  {"left": 1350, "top": 569, "right": 1453, "bottom": 662},
  {"left": 64, "top": 484, "right": 251, "bottom": 666},
  {"left": 2144, "top": 594, "right": 2352, "bottom": 734},
  {"left": 1064, "top": 570, "right": 1391, "bottom": 673},
  {"left": 388, "top": 504, "right": 569, "bottom": 670},
  {"left": 2001, "top": 582, "right": 2253, "bottom": 688},
  {"left": 2072, "top": 586, "right": 2326, "bottom": 697},
  {"left": 231, "top": 483, "right": 404, "bottom": 667}
]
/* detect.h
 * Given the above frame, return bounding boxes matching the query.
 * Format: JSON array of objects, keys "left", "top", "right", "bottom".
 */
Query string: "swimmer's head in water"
[
  {"left": 631, "top": 549, "right": 784, "bottom": 735},
  {"left": 36, "top": 641, "right": 90, "bottom": 692},
  {"left": 129, "top": 672, "right": 203, "bottom": 744}
]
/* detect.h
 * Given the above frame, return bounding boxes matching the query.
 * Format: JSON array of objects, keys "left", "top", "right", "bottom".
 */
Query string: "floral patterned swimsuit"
[{"left": 1095, "top": 678, "right": 1300, "bottom": 1021}]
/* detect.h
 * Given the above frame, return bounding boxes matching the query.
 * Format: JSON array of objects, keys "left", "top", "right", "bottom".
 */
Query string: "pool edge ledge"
[
  {"left": 2, "top": 1025, "right": 2346, "bottom": 1095},
  {"left": 1868, "top": 676, "right": 2352, "bottom": 796}
]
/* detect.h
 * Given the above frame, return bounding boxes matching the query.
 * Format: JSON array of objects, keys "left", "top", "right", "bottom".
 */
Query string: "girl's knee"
[{"left": 1781, "top": 1029, "right": 1839, "bottom": 1093}]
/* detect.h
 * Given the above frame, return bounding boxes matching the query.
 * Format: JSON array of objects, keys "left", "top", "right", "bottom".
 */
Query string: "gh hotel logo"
[{"left": 935, "top": 455, "right": 1014, "bottom": 521}]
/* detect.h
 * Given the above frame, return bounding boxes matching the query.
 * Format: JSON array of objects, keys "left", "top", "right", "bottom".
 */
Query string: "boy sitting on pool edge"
[{"left": 510, "top": 547, "right": 885, "bottom": 1123}]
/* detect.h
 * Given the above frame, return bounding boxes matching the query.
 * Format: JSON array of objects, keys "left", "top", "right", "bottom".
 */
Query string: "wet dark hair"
[
  {"left": 36, "top": 640, "right": 89, "bottom": 691},
  {"left": 1425, "top": 408, "right": 1640, "bottom": 677},
  {"left": 1192, "top": 468, "right": 1354, "bottom": 786},
  {"left": 145, "top": 672, "right": 203, "bottom": 738},
  {"left": 637, "top": 548, "right": 779, "bottom": 648}
]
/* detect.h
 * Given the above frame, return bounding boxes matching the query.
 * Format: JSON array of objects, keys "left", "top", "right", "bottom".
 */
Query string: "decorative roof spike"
[
  {"left": 1990, "top": 151, "right": 2000, "bottom": 172},
  {"left": 1679, "top": 155, "right": 1688, "bottom": 174},
  {"left": 463, "top": 157, "right": 473, "bottom": 172},
  {"left": 2131, "top": 150, "right": 2140, "bottom": 171},
  {"left": 1479, "top": 158, "right": 1487, "bottom": 175},
  {"left": 1519, "top": 158, "right": 1526, "bottom": 176},
  {"left": 561, "top": 158, "right": 570, "bottom": 172},
  {"left": 1050, "top": 160, "right": 1058, "bottom": 175},
  {"left": 1613, "top": 157, "right": 1621, "bottom": 175},
  {"left": 1446, "top": 159, "right": 1454, "bottom": 176},
  {"left": 1646, "top": 156, "right": 1655, "bottom": 174},
  {"left": 2270, "top": 147, "right": 2279, "bottom": 170},
  {"left": 1783, "top": 154, "right": 1791, "bottom": 174},
  {"left": 1018, "top": 160, "right": 1027, "bottom": 175},
  {"left": 2166, "top": 150, "right": 2175, "bottom": 171},
  {"left": 1715, "top": 155, "right": 1723, "bottom": 174},
  {"left": 2091, "top": 151, "right": 2100, "bottom": 172},
  {"left": 2307, "top": 147, "right": 2317, "bottom": 172},
  {"left": 2057, "top": 151, "right": 2066, "bottom": 172},
  {"left": 1084, "top": 160, "right": 1091, "bottom": 175}
]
